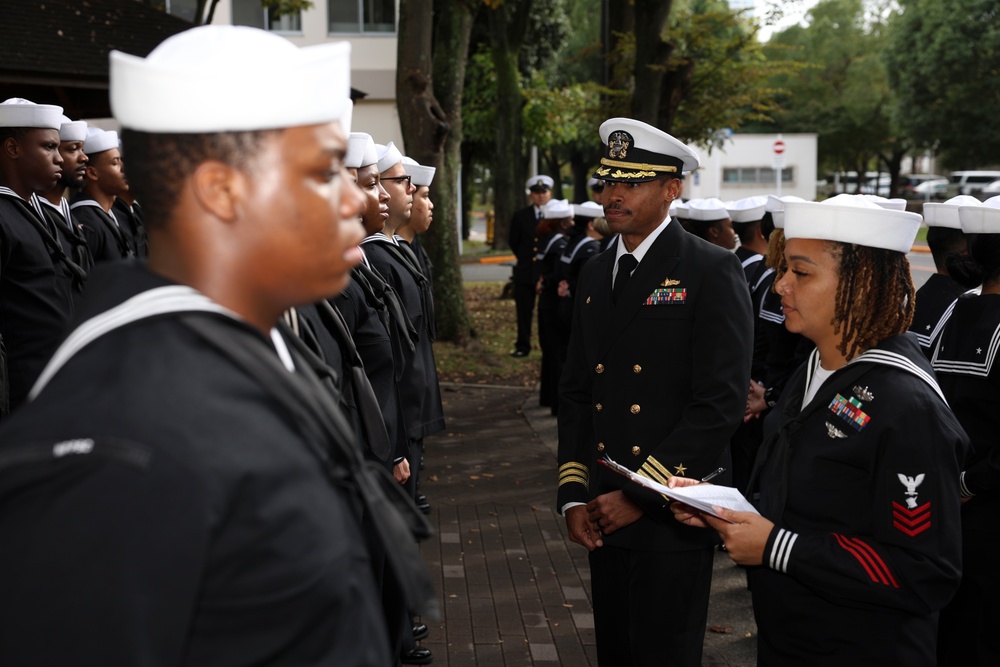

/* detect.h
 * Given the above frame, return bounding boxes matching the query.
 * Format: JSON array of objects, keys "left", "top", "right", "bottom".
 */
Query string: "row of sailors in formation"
[{"left": 0, "top": 94, "right": 442, "bottom": 662}]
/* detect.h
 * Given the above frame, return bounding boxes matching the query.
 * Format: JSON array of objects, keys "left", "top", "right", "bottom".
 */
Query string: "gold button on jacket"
[{"left": 630, "top": 404, "right": 641, "bottom": 414}]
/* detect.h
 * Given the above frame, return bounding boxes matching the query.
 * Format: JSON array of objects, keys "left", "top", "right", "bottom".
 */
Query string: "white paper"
[{"left": 599, "top": 455, "right": 759, "bottom": 522}]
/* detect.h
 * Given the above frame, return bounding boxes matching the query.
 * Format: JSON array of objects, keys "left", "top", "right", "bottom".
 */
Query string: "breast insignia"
[{"left": 825, "top": 421, "right": 848, "bottom": 439}]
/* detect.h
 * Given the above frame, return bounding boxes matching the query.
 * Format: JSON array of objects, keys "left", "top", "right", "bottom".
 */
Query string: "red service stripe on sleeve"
[
  {"left": 849, "top": 535, "right": 900, "bottom": 588},
  {"left": 893, "top": 520, "right": 932, "bottom": 537},
  {"left": 833, "top": 534, "right": 900, "bottom": 588},
  {"left": 833, "top": 534, "right": 880, "bottom": 584}
]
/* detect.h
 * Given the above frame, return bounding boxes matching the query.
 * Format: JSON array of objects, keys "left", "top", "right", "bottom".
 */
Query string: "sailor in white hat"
[
  {"left": 362, "top": 141, "right": 445, "bottom": 587},
  {"left": 685, "top": 196, "right": 736, "bottom": 250},
  {"left": 0, "top": 97, "right": 84, "bottom": 411},
  {"left": 559, "top": 117, "right": 753, "bottom": 667},
  {"left": 925, "top": 195, "right": 1000, "bottom": 665},
  {"left": 35, "top": 115, "right": 94, "bottom": 280},
  {"left": 69, "top": 127, "right": 133, "bottom": 263},
  {"left": 907, "top": 195, "right": 975, "bottom": 353},
  {"left": 671, "top": 193, "right": 967, "bottom": 666},
  {"left": 397, "top": 156, "right": 437, "bottom": 280},
  {"left": 727, "top": 195, "right": 770, "bottom": 284},
  {"left": 0, "top": 25, "right": 439, "bottom": 667}
]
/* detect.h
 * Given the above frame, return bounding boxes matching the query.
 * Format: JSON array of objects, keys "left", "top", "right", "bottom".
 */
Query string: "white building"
[
  {"left": 684, "top": 132, "right": 818, "bottom": 202},
  {"left": 163, "top": 0, "right": 404, "bottom": 147}
]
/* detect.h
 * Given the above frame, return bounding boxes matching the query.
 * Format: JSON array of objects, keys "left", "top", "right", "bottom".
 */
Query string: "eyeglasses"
[{"left": 382, "top": 175, "right": 412, "bottom": 188}]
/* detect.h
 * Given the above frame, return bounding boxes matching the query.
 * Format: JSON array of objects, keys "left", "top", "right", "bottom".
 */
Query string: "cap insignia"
[{"left": 608, "top": 131, "right": 632, "bottom": 159}]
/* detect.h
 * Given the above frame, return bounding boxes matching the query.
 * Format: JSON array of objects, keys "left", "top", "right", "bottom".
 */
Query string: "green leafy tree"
[
  {"left": 886, "top": 0, "right": 1000, "bottom": 167},
  {"left": 755, "top": 0, "right": 910, "bottom": 193}
]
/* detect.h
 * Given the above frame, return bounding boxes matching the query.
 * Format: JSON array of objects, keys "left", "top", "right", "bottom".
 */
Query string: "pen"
[{"left": 700, "top": 467, "right": 725, "bottom": 483}]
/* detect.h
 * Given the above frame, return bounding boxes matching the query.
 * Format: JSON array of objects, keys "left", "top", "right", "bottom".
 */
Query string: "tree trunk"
[
  {"left": 629, "top": 0, "right": 674, "bottom": 125},
  {"left": 397, "top": 0, "right": 476, "bottom": 343},
  {"left": 488, "top": 0, "right": 533, "bottom": 251}
]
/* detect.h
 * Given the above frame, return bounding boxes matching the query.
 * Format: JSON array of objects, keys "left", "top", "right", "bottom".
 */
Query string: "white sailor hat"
[
  {"left": 0, "top": 98, "right": 64, "bottom": 129},
  {"left": 672, "top": 199, "right": 690, "bottom": 219},
  {"left": 587, "top": 177, "right": 603, "bottom": 189},
  {"left": 765, "top": 195, "right": 806, "bottom": 229},
  {"left": 957, "top": 196, "right": 1000, "bottom": 234},
  {"left": 595, "top": 118, "right": 699, "bottom": 182},
  {"left": 858, "top": 194, "right": 907, "bottom": 211},
  {"left": 83, "top": 127, "right": 120, "bottom": 155},
  {"left": 726, "top": 195, "right": 769, "bottom": 223},
  {"left": 783, "top": 194, "right": 921, "bottom": 254},
  {"left": 525, "top": 175, "right": 554, "bottom": 192},
  {"left": 922, "top": 195, "right": 982, "bottom": 230},
  {"left": 401, "top": 156, "right": 436, "bottom": 187},
  {"left": 376, "top": 142, "right": 403, "bottom": 174},
  {"left": 110, "top": 25, "right": 352, "bottom": 133},
  {"left": 58, "top": 116, "right": 88, "bottom": 142},
  {"left": 573, "top": 201, "right": 604, "bottom": 218},
  {"left": 345, "top": 132, "right": 377, "bottom": 169},
  {"left": 686, "top": 197, "right": 730, "bottom": 222},
  {"left": 541, "top": 199, "right": 573, "bottom": 219}
]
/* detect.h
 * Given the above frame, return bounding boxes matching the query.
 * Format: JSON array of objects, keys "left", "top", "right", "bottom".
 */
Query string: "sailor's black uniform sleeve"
[
  {"left": 760, "top": 407, "right": 965, "bottom": 614},
  {"left": 0, "top": 438, "right": 210, "bottom": 666}
]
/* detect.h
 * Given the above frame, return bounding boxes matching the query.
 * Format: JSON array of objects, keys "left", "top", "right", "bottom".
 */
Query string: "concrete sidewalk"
[{"left": 417, "top": 382, "right": 757, "bottom": 666}]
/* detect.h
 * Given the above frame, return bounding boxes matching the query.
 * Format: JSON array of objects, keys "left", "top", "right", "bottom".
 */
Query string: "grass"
[{"left": 433, "top": 282, "right": 541, "bottom": 387}]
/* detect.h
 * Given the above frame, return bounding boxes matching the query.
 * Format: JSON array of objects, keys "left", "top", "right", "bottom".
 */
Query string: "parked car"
[
  {"left": 912, "top": 178, "right": 949, "bottom": 200},
  {"left": 900, "top": 174, "right": 946, "bottom": 198},
  {"left": 948, "top": 171, "right": 1000, "bottom": 197},
  {"left": 980, "top": 179, "right": 1000, "bottom": 198}
]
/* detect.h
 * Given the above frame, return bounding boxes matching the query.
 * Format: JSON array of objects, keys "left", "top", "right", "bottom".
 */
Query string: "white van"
[{"left": 948, "top": 171, "right": 1000, "bottom": 196}]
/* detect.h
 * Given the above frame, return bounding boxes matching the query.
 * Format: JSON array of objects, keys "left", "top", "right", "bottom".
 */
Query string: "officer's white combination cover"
[
  {"left": 83, "top": 127, "right": 119, "bottom": 155},
  {"left": 726, "top": 195, "right": 769, "bottom": 223},
  {"left": 376, "top": 142, "right": 403, "bottom": 174},
  {"left": 784, "top": 194, "right": 921, "bottom": 253},
  {"left": 541, "top": 199, "right": 573, "bottom": 219},
  {"left": 401, "top": 156, "right": 436, "bottom": 187},
  {"left": 345, "top": 132, "right": 377, "bottom": 169},
  {"left": 958, "top": 195, "right": 1000, "bottom": 234},
  {"left": 0, "top": 98, "right": 64, "bottom": 129},
  {"left": 525, "top": 175, "right": 554, "bottom": 190},
  {"left": 923, "top": 195, "right": 983, "bottom": 229},
  {"left": 110, "top": 25, "right": 352, "bottom": 133}
]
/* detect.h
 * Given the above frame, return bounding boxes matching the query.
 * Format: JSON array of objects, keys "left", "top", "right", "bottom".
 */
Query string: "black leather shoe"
[
  {"left": 416, "top": 500, "right": 432, "bottom": 515},
  {"left": 511, "top": 349, "right": 529, "bottom": 357},
  {"left": 412, "top": 622, "right": 429, "bottom": 640},
  {"left": 416, "top": 493, "right": 427, "bottom": 505},
  {"left": 401, "top": 646, "right": 433, "bottom": 665}
]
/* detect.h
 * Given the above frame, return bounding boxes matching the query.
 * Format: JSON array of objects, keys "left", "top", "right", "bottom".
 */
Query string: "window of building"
[
  {"left": 329, "top": 0, "right": 396, "bottom": 34},
  {"left": 156, "top": 0, "right": 200, "bottom": 23},
  {"left": 723, "top": 167, "right": 794, "bottom": 184},
  {"left": 232, "top": 0, "right": 303, "bottom": 32}
]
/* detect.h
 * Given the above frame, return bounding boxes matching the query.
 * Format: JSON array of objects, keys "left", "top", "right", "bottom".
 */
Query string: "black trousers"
[
  {"left": 590, "top": 545, "right": 714, "bottom": 667},
  {"left": 513, "top": 282, "right": 536, "bottom": 353}
]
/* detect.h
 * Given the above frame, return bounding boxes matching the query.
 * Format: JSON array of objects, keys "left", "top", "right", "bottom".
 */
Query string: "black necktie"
[{"left": 612, "top": 254, "right": 639, "bottom": 306}]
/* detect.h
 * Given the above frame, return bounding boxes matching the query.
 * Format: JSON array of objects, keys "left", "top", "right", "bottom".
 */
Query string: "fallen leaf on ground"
[{"left": 709, "top": 625, "right": 732, "bottom": 634}]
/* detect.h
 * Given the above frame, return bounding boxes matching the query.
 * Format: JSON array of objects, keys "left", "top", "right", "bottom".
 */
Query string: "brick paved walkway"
[{"left": 416, "top": 383, "right": 757, "bottom": 666}]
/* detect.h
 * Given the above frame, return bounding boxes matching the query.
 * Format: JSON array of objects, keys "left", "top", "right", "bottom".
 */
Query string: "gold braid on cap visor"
[{"left": 599, "top": 157, "right": 678, "bottom": 173}]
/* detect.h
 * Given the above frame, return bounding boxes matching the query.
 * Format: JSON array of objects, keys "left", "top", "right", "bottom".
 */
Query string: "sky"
[{"left": 756, "top": 0, "right": 820, "bottom": 41}]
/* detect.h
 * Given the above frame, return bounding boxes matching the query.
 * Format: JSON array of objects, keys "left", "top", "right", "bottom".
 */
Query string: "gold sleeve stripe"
[
  {"left": 646, "top": 456, "right": 674, "bottom": 479},
  {"left": 599, "top": 157, "right": 678, "bottom": 173},
  {"left": 639, "top": 464, "right": 670, "bottom": 486},
  {"left": 559, "top": 468, "right": 588, "bottom": 481},
  {"left": 559, "top": 474, "right": 589, "bottom": 488},
  {"left": 559, "top": 462, "right": 588, "bottom": 474}
]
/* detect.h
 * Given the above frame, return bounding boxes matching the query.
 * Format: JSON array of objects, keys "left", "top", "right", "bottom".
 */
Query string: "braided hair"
[
  {"left": 775, "top": 241, "right": 915, "bottom": 360},
  {"left": 830, "top": 243, "right": 915, "bottom": 359}
]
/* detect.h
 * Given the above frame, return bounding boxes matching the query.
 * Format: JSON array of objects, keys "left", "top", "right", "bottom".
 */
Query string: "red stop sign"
[{"left": 773, "top": 140, "right": 786, "bottom": 155}]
